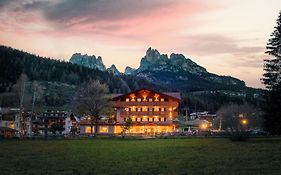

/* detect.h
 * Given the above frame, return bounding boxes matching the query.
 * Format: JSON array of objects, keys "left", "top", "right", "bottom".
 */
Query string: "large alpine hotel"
[{"left": 80, "top": 88, "right": 181, "bottom": 135}]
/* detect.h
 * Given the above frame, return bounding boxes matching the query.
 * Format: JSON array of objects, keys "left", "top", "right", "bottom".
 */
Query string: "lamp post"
[{"left": 241, "top": 119, "right": 248, "bottom": 125}]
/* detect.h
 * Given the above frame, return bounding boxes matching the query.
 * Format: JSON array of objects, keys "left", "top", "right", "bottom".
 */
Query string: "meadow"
[{"left": 0, "top": 137, "right": 281, "bottom": 175}]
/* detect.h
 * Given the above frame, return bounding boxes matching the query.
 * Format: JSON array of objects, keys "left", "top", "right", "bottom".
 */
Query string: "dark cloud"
[
  {"left": 18, "top": 0, "right": 174, "bottom": 26},
  {"left": 0, "top": 0, "right": 14, "bottom": 9},
  {"left": 22, "top": 1, "right": 50, "bottom": 10}
]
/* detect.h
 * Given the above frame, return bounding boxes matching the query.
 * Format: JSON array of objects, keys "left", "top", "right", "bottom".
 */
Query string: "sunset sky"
[{"left": 0, "top": 0, "right": 280, "bottom": 88}]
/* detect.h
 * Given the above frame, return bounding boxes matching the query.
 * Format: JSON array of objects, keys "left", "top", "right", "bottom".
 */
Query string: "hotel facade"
[{"left": 80, "top": 88, "right": 181, "bottom": 135}]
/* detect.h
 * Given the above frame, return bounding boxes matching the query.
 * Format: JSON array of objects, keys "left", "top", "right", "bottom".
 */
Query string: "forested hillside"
[
  {"left": 0, "top": 45, "right": 164, "bottom": 93},
  {"left": 0, "top": 45, "right": 262, "bottom": 112}
]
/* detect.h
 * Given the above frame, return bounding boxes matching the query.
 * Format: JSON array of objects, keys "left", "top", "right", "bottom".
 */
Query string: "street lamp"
[{"left": 241, "top": 119, "right": 248, "bottom": 125}]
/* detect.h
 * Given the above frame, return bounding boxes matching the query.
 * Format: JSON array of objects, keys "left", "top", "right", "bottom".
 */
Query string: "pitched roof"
[{"left": 111, "top": 88, "right": 181, "bottom": 101}]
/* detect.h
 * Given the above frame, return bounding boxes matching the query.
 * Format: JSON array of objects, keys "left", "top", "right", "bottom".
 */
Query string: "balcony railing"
[
  {"left": 120, "top": 111, "right": 178, "bottom": 117},
  {"left": 117, "top": 121, "right": 175, "bottom": 125},
  {"left": 113, "top": 101, "right": 179, "bottom": 108}
]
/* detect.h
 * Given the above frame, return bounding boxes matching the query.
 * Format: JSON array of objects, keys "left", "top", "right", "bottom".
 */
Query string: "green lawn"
[{"left": 0, "top": 138, "right": 281, "bottom": 175}]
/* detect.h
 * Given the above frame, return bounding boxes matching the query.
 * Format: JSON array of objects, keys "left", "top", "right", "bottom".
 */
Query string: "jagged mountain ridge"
[
  {"left": 69, "top": 53, "right": 106, "bottom": 71},
  {"left": 126, "top": 47, "right": 245, "bottom": 91},
  {"left": 69, "top": 47, "right": 247, "bottom": 91},
  {"left": 107, "top": 64, "right": 121, "bottom": 76}
]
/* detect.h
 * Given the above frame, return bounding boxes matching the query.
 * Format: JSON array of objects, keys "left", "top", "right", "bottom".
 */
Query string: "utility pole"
[
  {"left": 28, "top": 85, "right": 37, "bottom": 137},
  {"left": 219, "top": 119, "right": 222, "bottom": 131},
  {"left": 18, "top": 82, "right": 26, "bottom": 138},
  {"left": 183, "top": 107, "right": 189, "bottom": 121}
]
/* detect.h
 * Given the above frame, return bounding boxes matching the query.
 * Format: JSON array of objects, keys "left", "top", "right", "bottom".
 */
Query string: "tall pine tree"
[{"left": 262, "top": 11, "right": 281, "bottom": 134}]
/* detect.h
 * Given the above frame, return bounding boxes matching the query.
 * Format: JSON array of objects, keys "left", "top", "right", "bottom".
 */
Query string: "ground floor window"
[
  {"left": 85, "top": 126, "right": 94, "bottom": 134},
  {"left": 99, "top": 126, "right": 108, "bottom": 133}
]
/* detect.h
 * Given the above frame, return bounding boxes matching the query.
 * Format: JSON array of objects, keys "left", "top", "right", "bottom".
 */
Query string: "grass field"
[{"left": 0, "top": 137, "right": 281, "bottom": 175}]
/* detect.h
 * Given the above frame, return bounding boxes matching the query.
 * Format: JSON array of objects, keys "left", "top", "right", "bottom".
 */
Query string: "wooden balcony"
[
  {"left": 117, "top": 121, "right": 176, "bottom": 125},
  {"left": 120, "top": 111, "right": 178, "bottom": 118},
  {"left": 113, "top": 101, "right": 179, "bottom": 108}
]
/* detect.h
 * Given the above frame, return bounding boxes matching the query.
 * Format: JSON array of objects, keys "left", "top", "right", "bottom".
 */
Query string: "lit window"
[
  {"left": 161, "top": 108, "right": 165, "bottom": 112},
  {"left": 137, "top": 108, "right": 141, "bottom": 112},
  {"left": 126, "top": 98, "right": 130, "bottom": 102},
  {"left": 131, "top": 107, "right": 136, "bottom": 112},
  {"left": 100, "top": 126, "right": 108, "bottom": 133},
  {"left": 154, "top": 107, "right": 159, "bottom": 112},
  {"left": 137, "top": 118, "right": 141, "bottom": 122},
  {"left": 131, "top": 116, "right": 136, "bottom": 121},
  {"left": 154, "top": 116, "right": 159, "bottom": 122},
  {"left": 143, "top": 116, "right": 147, "bottom": 121},
  {"left": 137, "top": 98, "right": 142, "bottom": 102},
  {"left": 85, "top": 126, "right": 94, "bottom": 134},
  {"left": 149, "top": 98, "right": 153, "bottom": 102},
  {"left": 143, "top": 107, "right": 147, "bottom": 112},
  {"left": 148, "top": 118, "right": 153, "bottom": 122},
  {"left": 160, "top": 117, "right": 165, "bottom": 122},
  {"left": 154, "top": 94, "right": 160, "bottom": 101},
  {"left": 160, "top": 98, "right": 165, "bottom": 102}
]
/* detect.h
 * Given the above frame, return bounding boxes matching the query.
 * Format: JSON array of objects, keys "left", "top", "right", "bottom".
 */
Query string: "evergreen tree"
[{"left": 262, "top": 11, "right": 281, "bottom": 134}]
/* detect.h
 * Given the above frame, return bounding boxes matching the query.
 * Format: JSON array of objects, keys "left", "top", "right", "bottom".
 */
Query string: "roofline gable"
[{"left": 112, "top": 88, "right": 181, "bottom": 102}]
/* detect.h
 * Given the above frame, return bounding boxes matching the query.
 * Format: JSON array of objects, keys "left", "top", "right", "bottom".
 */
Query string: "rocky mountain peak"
[
  {"left": 107, "top": 64, "right": 120, "bottom": 76},
  {"left": 145, "top": 47, "right": 161, "bottom": 63},
  {"left": 124, "top": 66, "right": 136, "bottom": 75},
  {"left": 138, "top": 48, "right": 206, "bottom": 74},
  {"left": 69, "top": 53, "right": 106, "bottom": 71}
]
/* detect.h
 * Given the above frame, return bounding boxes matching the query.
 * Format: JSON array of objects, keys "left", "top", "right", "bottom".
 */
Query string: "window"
[
  {"left": 161, "top": 108, "right": 165, "bottom": 112},
  {"left": 137, "top": 108, "right": 141, "bottom": 112},
  {"left": 99, "top": 126, "right": 108, "bottom": 133},
  {"left": 137, "top": 98, "right": 141, "bottom": 102},
  {"left": 85, "top": 126, "right": 93, "bottom": 134},
  {"left": 142, "top": 116, "right": 147, "bottom": 122},
  {"left": 148, "top": 118, "right": 153, "bottom": 122},
  {"left": 160, "top": 98, "right": 165, "bottom": 102},
  {"left": 154, "top": 117, "right": 159, "bottom": 122},
  {"left": 143, "top": 107, "right": 147, "bottom": 112},
  {"left": 126, "top": 98, "right": 130, "bottom": 102},
  {"left": 160, "top": 117, "right": 165, "bottom": 122},
  {"left": 137, "top": 118, "right": 141, "bottom": 122},
  {"left": 154, "top": 107, "right": 159, "bottom": 112},
  {"left": 149, "top": 98, "right": 153, "bottom": 102}
]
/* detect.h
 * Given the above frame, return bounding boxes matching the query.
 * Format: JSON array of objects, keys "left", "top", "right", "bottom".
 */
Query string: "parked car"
[{"left": 249, "top": 129, "right": 270, "bottom": 136}]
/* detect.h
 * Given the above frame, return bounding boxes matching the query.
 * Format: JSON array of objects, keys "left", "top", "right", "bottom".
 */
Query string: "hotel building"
[{"left": 80, "top": 88, "right": 181, "bottom": 135}]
